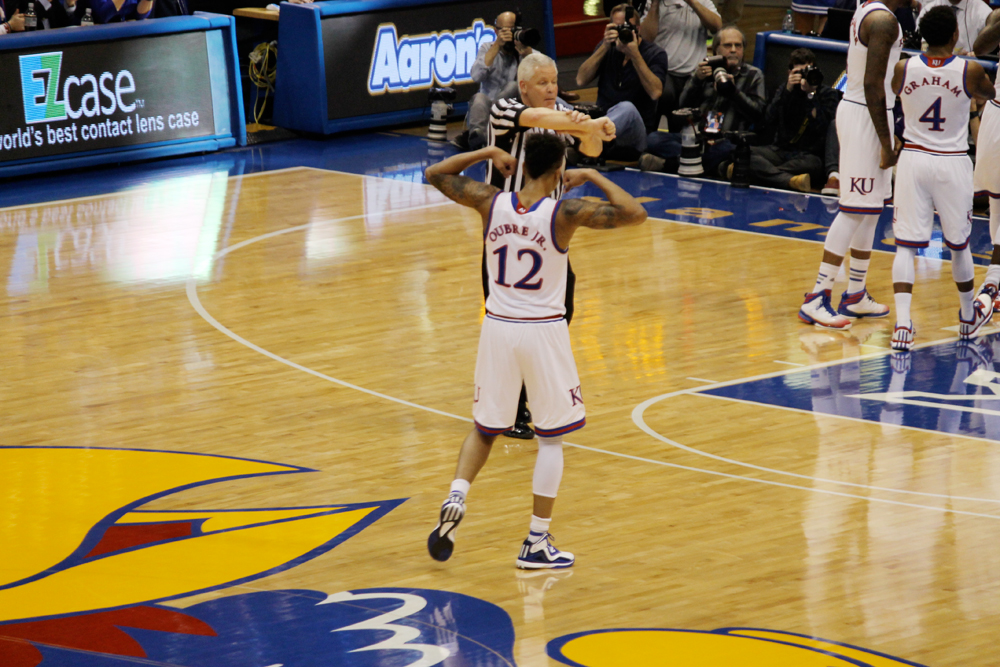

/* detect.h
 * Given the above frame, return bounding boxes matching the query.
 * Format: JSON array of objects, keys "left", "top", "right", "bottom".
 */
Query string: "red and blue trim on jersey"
[
  {"left": 839, "top": 205, "right": 884, "bottom": 214},
  {"left": 894, "top": 237, "right": 930, "bottom": 248},
  {"left": 486, "top": 311, "right": 565, "bottom": 324},
  {"left": 484, "top": 191, "right": 503, "bottom": 240},
  {"left": 512, "top": 192, "right": 547, "bottom": 215},
  {"left": 535, "top": 417, "right": 586, "bottom": 437},
  {"left": 945, "top": 235, "right": 971, "bottom": 251},
  {"left": 475, "top": 421, "right": 512, "bottom": 436},
  {"left": 903, "top": 142, "right": 969, "bottom": 156},
  {"left": 550, "top": 200, "right": 568, "bottom": 254}
]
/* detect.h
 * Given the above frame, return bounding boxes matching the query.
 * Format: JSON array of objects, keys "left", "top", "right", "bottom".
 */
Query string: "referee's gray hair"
[{"left": 517, "top": 53, "right": 558, "bottom": 83}]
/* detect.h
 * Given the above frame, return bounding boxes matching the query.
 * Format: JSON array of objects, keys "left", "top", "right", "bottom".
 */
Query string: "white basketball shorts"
[
  {"left": 472, "top": 315, "right": 586, "bottom": 437},
  {"left": 974, "top": 101, "right": 1000, "bottom": 200},
  {"left": 837, "top": 101, "right": 895, "bottom": 214},
  {"left": 893, "top": 149, "right": 973, "bottom": 250}
]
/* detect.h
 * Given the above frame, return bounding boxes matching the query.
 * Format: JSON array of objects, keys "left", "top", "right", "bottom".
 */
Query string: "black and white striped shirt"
[{"left": 486, "top": 97, "right": 575, "bottom": 200}]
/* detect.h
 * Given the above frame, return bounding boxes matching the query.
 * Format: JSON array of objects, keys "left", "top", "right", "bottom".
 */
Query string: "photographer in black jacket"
[
  {"left": 745, "top": 47, "right": 839, "bottom": 192},
  {"left": 639, "top": 25, "right": 764, "bottom": 177}
]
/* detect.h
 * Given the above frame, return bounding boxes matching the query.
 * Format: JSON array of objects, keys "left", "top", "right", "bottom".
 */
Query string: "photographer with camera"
[
  {"left": 639, "top": 26, "right": 764, "bottom": 177},
  {"left": 745, "top": 48, "right": 839, "bottom": 192},
  {"left": 457, "top": 11, "right": 538, "bottom": 150},
  {"left": 640, "top": 0, "right": 723, "bottom": 125},
  {"left": 575, "top": 3, "right": 668, "bottom": 154}
]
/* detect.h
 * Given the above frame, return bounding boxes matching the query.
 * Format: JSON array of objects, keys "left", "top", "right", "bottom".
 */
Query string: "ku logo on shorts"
[{"left": 849, "top": 177, "right": 875, "bottom": 195}]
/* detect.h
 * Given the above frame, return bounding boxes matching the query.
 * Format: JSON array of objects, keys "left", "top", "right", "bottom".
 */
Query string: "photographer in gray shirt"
[
  {"left": 640, "top": 0, "right": 722, "bottom": 125},
  {"left": 458, "top": 11, "right": 534, "bottom": 150}
]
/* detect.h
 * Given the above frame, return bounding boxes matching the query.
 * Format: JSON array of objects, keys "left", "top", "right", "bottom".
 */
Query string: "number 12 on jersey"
[{"left": 494, "top": 245, "right": 544, "bottom": 290}]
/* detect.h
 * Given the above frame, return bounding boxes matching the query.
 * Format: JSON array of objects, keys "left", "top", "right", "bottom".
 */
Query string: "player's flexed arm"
[
  {"left": 425, "top": 147, "right": 516, "bottom": 225},
  {"left": 553, "top": 169, "right": 647, "bottom": 249},
  {"left": 861, "top": 11, "right": 901, "bottom": 169},
  {"left": 974, "top": 9, "right": 1000, "bottom": 57}
]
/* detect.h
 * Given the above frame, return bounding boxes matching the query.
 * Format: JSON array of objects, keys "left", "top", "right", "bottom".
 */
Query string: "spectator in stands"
[
  {"left": 0, "top": 0, "right": 25, "bottom": 32},
  {"left": 24, "top": 0, "right": 85, "bottom": 29},
  {"left": 575, "top": 3, "right": 668, "bottom": 155},
  {"left": 154, "top": 0, "right": 189, "bottom": 18},
  {"left": 744, "top": 48, "right": 839, "bottom": 192},
  {"left": 639, "top": 25, "right": 764, "bottom": 177},
  {"left": 639, "top": 0, "right": 722, "bottom": 125},
  {"left": 455, "top": 11, "right": 533, "bottom": 151},
  {"left": 917, "top": 0, "right": 992, "bottom": 54},
  {"left": 85, "top": 0, "right": 154, "bottom": 23}
]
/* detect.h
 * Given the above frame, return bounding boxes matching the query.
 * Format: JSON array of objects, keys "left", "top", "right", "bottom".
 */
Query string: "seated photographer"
[
  {"left": 745, "top": 48, "right": 839, "bottom": 192},
  {"left": 458, "top": 11, "right": 535, "bottom": 151},
  {"left": 575, "top": 3, "right": 668, "bottom": 156},
  {"left": 639, "top": 25, "right": 764, "bottom": 178}
]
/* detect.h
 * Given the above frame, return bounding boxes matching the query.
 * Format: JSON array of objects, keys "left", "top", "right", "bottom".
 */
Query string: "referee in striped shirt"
[{"left": 481, "top": 52, "right": 616, "bottom": 439}]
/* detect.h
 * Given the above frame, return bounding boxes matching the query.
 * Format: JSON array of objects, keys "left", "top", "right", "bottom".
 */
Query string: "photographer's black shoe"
[
  {"left": 449, "top": 130, "right": 470, "bottom": 152},
  {"left": 503, "top": 422, "right": 535, "bottom": 440}
]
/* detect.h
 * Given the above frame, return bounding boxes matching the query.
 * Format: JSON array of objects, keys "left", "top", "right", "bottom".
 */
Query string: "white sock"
[
  {"left": 895, "top": 292, "right": 913, "bottom": 326},
  {"left": 529, "top": 515, "right": 551, "bottom": 536},
  {"left": 450, "top": 478, "right": 471, "bottom": 500},
  {"left": 892, "top": 245, "right": 916, "bottom": 325},
  {"left": 812, "top": 262, "right": 840, "bottom": 294},
  {"left": 952, "top": 248, "right": 975, "bottom": 319},
  {"left": 985, "top": 257, "right": 1000, "bottom": 288},
  {"left": 959, "top": 289, "right": 974, "bottom": 320},
  {"left": 847, "top": 257, "right": 871, "bottom": 294}
]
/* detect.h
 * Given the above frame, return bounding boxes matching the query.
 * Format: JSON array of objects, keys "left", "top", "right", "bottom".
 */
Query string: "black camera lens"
[
  {"left": 512, "top": 27, "right": 541, "bottom": 48},
  {"left": 614, "top": 24, "right": 635, "bottom": 44},
  {"left": 801, "top": 65, "right": 824, "bottom": 87}
]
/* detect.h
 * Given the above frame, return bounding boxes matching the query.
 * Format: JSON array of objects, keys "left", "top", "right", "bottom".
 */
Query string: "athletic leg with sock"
[
  {"left": 517, "top": 436, "right": 574, "bottom": 569},
  {"left": 428, "top": 428, "right": 496, "bottom": 562},
  {"left": 800, "top": 212, "right": 887, "bottom": 329},
  {"left": 891, "top": 244, "right": 916, "bottom": 351}
]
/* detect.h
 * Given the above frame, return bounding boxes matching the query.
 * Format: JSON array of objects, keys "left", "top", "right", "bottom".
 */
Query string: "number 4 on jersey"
[{"left": 919, "top": 97, "right": 946, "bottom": 132}]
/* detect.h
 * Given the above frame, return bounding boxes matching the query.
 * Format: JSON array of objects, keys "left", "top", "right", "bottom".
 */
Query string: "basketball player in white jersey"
[
  {"left": 970, "top": 10, "right": 1000, "bottom": 314},
  {"left": 798, "top": 0, "right": 904, "bottom": 329},
  {"left": 888, "top": 7, "right": 996, "bottom": 350},
  {"left": 424, "top": 135, "right": 647, "bottom": 568},
  {"left": 484, "top": 52, "right": 616, "bottom": 441}
]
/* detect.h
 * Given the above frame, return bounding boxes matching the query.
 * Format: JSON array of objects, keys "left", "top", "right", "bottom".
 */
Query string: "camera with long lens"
[
  {"left": 512, "top": 27, "right": 541, "bottom": 48},
  {"left": 799, "top": 64, "right": 824, "bottom": 87},
  {"left": 427, "top": 87, "right": 457, "bottom": 142},
  {"left": 673, "top": 108, "right": 704, "bottom": 176},
  {"left": 705, "top": 55, "right": 735, "bottom": 96}
]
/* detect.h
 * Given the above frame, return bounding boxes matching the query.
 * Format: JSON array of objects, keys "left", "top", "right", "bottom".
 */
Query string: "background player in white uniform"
[
  {"left": 424, "top": 135, "right": 647, "bottom": 569},
  {"left": 484, "top": 53, "right": 616, "bottom": 440},
  {"left": 971, "top": 9, "right": 1000, "bottom": 314},
  {"left": 798, "top": 0, "right": 904, "bottom": 330},
  {"left": 889, "top": 7, "right": 996, "bottom": 350}
]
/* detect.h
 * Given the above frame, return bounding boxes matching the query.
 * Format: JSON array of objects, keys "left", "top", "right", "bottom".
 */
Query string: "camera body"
[
  {"left": 706, "top": 55, "right": 734, "bottom": 96},
  {"left": 512, "top": 27, "right": 541, "bottom": 48},
  {"left": 799, "top": 64, "right": 824, "bottom": 87},
  {"left": 614, "top": 22, "right": 636, "bottom": 43},
  {"left": 705, "top": 55, "right": 727, "bottom": 72}
]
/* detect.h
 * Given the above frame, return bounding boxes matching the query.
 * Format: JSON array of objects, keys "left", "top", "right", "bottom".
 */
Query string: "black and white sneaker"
[
  {"left": 515, "top": 532, "right": 574, "bottom": 569},
  {"left": 427, "top": 493, "right": 465, "bottom": 562}
]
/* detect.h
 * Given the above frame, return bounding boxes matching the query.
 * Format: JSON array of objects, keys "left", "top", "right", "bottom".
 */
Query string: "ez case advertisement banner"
[{"left": 0, "top": 31, "right": 215, "bottom": 163}]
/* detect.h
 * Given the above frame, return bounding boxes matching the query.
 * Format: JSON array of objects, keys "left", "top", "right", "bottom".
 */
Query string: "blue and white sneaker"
[
  {"left": 959, "top": 297, "right": 992, "bottom": 340},
  {"left": 891, "top": 322, "right": 915, "bottom": 351},
  {"left": 515, "top": 532, "right": 574, "bottom": 570},
  {"left": 799, "top": 290, "right": 852, "bottom": 329},
  {"left": 837, "top": 288, "right": 890, "bottom": 319},
  {"left": 427, "top": 493, "right": 465, "bottom": 562}
]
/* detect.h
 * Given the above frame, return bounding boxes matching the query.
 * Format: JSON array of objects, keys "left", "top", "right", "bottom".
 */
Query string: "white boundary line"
[{"left": 180, "top": 183, "right": 1000, "bottom": 519}]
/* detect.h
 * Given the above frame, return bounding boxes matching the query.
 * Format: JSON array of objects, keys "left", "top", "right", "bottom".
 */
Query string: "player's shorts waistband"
[
  {"left": 903, "top": 143, "right": 968, "bottom": 156},
  {"left": 485, "top": 310, "right": 565, "bottom": 324}
]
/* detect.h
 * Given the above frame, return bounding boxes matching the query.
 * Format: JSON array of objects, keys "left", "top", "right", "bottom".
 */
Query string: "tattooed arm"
[
  {"left": 424, "top": 147, "right": 511, "bottom": 219},
  {"left": 553, "top": 169, "right": 647, "bottom": 248},
  {"left": 860, "top": 10, "right": 900, "bottom": 168}
]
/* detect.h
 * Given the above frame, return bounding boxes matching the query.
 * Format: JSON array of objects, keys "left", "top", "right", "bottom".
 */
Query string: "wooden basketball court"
[{"left": 1, "top": 162, "right": 998, "bottom": 667}]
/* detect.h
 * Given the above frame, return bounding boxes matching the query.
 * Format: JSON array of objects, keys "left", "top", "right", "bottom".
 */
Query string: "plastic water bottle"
[
  {"left": 81, "top": 8, "right": 93, "bottom": 25},
  {"left": 782, "top": 9, "right": 794, "bottom": 33},
  {"left": 24, "top": 2, "right": 37, "bottom": 31}
]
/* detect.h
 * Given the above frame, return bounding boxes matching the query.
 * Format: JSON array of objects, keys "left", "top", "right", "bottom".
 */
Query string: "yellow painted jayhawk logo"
[{"left": 0, "top": 446, "right": 402, "bottom": 666}]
